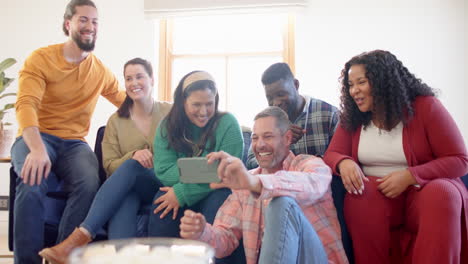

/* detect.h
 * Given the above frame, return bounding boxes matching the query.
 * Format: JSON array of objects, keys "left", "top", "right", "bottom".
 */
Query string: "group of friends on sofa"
[{"left": 10, "top": 0, "right": 468, "bottom": 264}]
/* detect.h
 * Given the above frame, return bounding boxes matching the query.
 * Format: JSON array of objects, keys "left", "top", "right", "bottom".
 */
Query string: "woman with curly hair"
[{"left": 324, "top": 50, "right": 467, "bottom": 264}]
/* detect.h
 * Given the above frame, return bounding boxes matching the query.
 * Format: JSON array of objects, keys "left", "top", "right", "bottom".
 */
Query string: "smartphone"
[{"left": 178, "top": 157, "right": 220, "bottom": 184}]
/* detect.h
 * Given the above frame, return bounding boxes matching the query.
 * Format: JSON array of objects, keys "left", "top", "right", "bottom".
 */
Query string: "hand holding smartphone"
[{"left": 178, "top": 157, "right": 220, "bottom": 183}]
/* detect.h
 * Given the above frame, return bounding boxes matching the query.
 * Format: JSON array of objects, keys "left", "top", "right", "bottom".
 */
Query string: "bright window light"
[{"left": 160, "top": 13, "right": 293, "bottom": 128}]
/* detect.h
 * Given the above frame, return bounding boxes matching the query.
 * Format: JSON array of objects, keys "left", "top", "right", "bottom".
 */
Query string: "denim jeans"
[
  {"left": 11, "top": 133, "right": 100, "bottom": 264},
  {"left": 259, "top": 197, "right": 328, "bottom": 264},
  {"left": 81, "top": 159, "right": 162, "bottom": 239},
  {"left": 147, "top": 188, "right": 231, "bottom": 237}
]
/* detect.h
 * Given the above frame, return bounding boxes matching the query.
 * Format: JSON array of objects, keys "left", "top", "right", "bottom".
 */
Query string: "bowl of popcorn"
[{"left": 68, "top": 237, "right": 214, "bottom": 264}]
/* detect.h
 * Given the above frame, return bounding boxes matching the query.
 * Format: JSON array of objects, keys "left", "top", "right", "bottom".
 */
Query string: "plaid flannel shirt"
[
  {"left": 246, "top": 96, "right": 339, "bottom": 169},
  {"left": 199, "top": 152, "right": 348, "bottom": 264}
]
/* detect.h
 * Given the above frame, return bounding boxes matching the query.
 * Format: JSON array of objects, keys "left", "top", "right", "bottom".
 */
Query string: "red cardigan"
[{"left": 324, "top": 96, "right": 468, "bottom": 259}]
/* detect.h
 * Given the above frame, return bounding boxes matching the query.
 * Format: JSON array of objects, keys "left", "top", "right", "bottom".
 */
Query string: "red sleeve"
[
  {"left": 409, "top": 97, "right": 468, "bottom": 185},
  {"left": 323, "top": 124, "right": 356, "bottom": 176}
]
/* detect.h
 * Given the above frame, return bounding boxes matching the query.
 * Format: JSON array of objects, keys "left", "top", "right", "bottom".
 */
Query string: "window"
[{"left": 158, "top": 13, "right": 295, "bottom": 127}]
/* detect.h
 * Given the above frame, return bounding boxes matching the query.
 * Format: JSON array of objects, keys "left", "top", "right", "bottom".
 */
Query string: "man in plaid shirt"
[
  {"left": 246, "top": 62, "right": 339, "bottom": 169},
  {"left": 180, "top": 106, "right": 348, "bottom": 264}
]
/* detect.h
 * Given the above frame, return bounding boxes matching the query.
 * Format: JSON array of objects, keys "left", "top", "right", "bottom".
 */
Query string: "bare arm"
[{"left": 20, "top": 126, "right": 51, "bottom": 186}]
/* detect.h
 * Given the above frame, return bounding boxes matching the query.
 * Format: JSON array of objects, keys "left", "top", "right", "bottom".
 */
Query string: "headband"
[{"left": 182, "top": 71, "right": 215, "bottom": 91}]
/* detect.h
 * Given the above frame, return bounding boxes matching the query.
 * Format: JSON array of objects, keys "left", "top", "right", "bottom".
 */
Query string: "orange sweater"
[{"left": 16, "top": 43, "right": 125, "bottom": 141}]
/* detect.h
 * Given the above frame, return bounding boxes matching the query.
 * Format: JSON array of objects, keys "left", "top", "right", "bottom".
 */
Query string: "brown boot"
[{"left": 39, "top": 228, "right": 91, "bottom": 264}]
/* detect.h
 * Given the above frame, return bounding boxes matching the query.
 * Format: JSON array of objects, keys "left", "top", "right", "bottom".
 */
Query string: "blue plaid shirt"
[{"left": 246, "top": 96, "right": 339, "bottom": 169}]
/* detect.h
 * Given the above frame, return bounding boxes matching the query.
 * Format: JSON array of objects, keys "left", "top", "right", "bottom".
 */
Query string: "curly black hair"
[{"left": 339, "top": 50, "right": 436, "bottom": 132}]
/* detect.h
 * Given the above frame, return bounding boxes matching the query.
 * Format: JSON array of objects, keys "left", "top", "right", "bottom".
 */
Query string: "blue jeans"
[
  {"left": 11, "top": 133, "right": 100, "bottom": 264},
  {"left": 147, "top": 188, "right": 231, "bottom": 237},
  {"left": 81, "top": 159, "right": 162, "bottom": 239},
  {"left": 259, "top": 197, "right": 328, "bottom": 264}
]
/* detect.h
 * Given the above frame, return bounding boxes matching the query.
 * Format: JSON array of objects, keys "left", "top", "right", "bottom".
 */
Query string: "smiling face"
[
  {"left": 264, "top": 79, "right": 300, "bottom": 121},
  {"left": 124, "top": 64, "right": 154, "bottom": 102},
  {"left": 348, "top": 64, "right": 374, "bottom": 113},
  {"left": 66, "top": 5, "right": 98, "bottom": 51},
  {"left": 184, "top": 88, "right": 216, "bottom": 128},
  {"left": 252, "top": 116, "right": 292, "bottom": 174}
]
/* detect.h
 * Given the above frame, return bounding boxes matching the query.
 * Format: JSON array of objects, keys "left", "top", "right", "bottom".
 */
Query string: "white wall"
[
  {"left": 0, "top": 0, "right": 466, "bottom": 196},
  {"left": 0, "top": 0, "right": 156, "bottom": 197},
  {"left": 1, "top": 0, "right": 156, "bottom": 146},
  {"left": 296, "top": 0, "right": 467, "bottom": 144}
]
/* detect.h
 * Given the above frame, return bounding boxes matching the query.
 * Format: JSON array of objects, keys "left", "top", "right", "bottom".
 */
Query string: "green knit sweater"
[{"left": 153, "top": 112, "right": 243, "bottom": 206}]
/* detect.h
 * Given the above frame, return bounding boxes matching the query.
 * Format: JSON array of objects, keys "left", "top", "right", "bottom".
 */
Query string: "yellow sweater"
[{"left": 16, "top": 43, "right": 125, "bottom": 140}]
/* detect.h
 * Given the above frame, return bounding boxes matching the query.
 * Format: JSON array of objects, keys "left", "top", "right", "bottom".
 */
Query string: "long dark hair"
[
  {"left": 117, "top": 58, "right": 153, "bottom": 118},
  {"left": 163, "top": 71, "right": 223, "bottom": 156},
  {"left": 339, "top": 50, "right": 435, "bottom": 131}
]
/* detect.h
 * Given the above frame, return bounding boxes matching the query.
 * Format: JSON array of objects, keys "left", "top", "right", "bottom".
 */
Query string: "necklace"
[{"left": 183, "top": 131, "right": 204, "bottom": 157}]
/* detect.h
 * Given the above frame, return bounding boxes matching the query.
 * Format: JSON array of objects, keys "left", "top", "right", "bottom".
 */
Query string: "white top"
[{"left": 358, "top": 122, "right": 408, "bottom": 177}]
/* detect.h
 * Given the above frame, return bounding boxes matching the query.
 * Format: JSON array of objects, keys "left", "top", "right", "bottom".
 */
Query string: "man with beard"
[
  {"left": 11, "top": 0, "right": 125, "bottom": 263},
  {"left": 246, "top": 63, "right": 339, "bottom": 169},
  {"left": 180, "top": 106, "right": 348, "bottom": 264}
]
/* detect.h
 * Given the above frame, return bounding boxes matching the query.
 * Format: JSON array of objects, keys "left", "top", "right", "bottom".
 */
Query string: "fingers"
[
  {"left": 341, "top": 174, "right": 357, "bottom": 194},
  {"left": 36, "top": 164, "right": 44, "bottom": 186},
  {"left": 29, "top": 163, "right": 38, "bottom": 186},
  {"left": 172, "top": 205, "right": 179, "bottom": 220},
  {"left": 341, "top": 168, "right": 361, "bottom": 194},
  {"left": 22, "top": 159, "right": 52, "bottom": 186},
  {"left": 352, "top": 171, "right": 364, "bottom": 193},
  {"left": 154, "top": 189, "right": 169, "bottom": 205},
  {"left": 206, "top": 151, "right": 225, "bottom": 164},
  {"left": 154, "top": 191, "right": 169, "bottom": 205},
  {"left": 209, "top": 151, "right": 234, "bottom": 182},
  {"left": 377, "top": 176, "right": 397, "bottom": 198},
  {"left": 134, "top": 150, "right": 153, "bottom": 168},
  {"left": 289, "top": 125, "right": 305, "bottom": 143},
  {"left": 153, "top": 202, "right": 166, "bottom": 215},
  {"left": 44, "top": 162, "right": 51, "bottom": 179},
  {"left": 217, "top": 156, "right": 232, "bottom": 180},
  {"left": 20, "top": 159, "right": 31, "bottom": 183},
  {"left": 378, "top": 183, "right": 397, "bottom": 198},
  {"left": 289, "top": 124, "right": 304, "bottom": 133},
  {"left": 180, "top": 210, "right": 204, "bottom": 239},
  {"left": 159, "top": 203, "right": 179, "bottom": 219},
  {"left": 144, "top": 158, "right": 152, "bottom": 168},
  {"left": 180, "top": 214, "right": 202, "bottom": 231},
  {"left": 139, "top": 157, "right": 152, "bottom": 168},
  {"left": 142, "top": 150, "right": 153, "bottom": 168},
  {"left": 210, "top": 182, "right": 228, "bottom": 189},
  {"left": 160, "top": 206, "right": 171, "bottom": 219},
  {"left": 339, "top": 159, "right": 367, "bottom": 195}
]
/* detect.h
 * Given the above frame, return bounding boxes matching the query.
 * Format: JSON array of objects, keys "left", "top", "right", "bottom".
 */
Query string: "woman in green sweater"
[{"left": 148, "top": 70, "right": 244, "bottom": 237}]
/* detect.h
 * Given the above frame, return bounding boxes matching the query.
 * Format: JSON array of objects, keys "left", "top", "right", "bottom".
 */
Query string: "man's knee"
[
  {"left": 10, "top": 137, "right": 30, "bottom": 174},
  {"left": 67, "top": 165, "right": 100, "bottom": 196},
  {"left": 65, "top": 146, "right": 100, "bottom": 193},
  {"left": 267, "top": 196, "right": 298, "bottom": 216},
  {"left": 15, "top": 180, "right": 48, "bottom": 203},
  {"left": 73, "top": 147, "right": 99, "bottom": 172}
]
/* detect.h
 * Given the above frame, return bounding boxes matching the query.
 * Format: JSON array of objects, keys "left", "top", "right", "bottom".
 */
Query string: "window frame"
[{"left": 157, "top": 14, "right": 296, "bottom": 102}]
